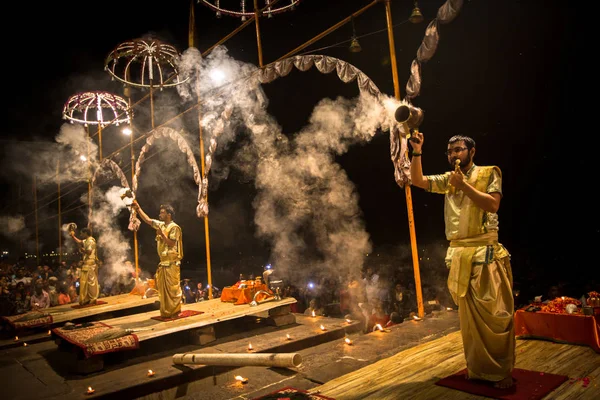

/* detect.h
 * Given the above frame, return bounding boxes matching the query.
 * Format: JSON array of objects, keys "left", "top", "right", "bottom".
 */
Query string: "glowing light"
[
  {"left": 345, "top": 318, "right": 352, "bottom": 323},
  {"left": 235, "top": 375, "right": 248, "bottom": 383},
  {"left": 48, "top": 330, "right": 52, "bottom": 335},
  {"left": 86, "top": 387, "right": 95, "bottom": 394},
  {"left": 122, "top": 127, "right": 132, "bottom": 135},
  {"left": 247, "top": 343, "right": 253, "bottom": 351},
  {"left": 23, "top": 343, "right": 28, "bottom": 347},
  {"left": 14, "top": 336, "right": 18, "bottom": 341},
  {"left": 209, "top": 69, "right": 226, "bottom": 84},
  {"left": 345, "top": 337, "right": 352, "bottom": 345},
  {"left": 311, "top": 310, "right": 316, "bottom": 318},
  {"left": 286, "top": 334, "right": 291, "bottom": 340},
  {"left": 413, "top": 315, "right": 422, "bottom": 321},
  {"left": 446, "top": 307, "right": 453, "bottom": 311},
  {"left": 80, "top": 155, "right": 87, "bottom": 162},
  {"left": 320, "top": 324, "right": 326, "bottom": 331},
  {"left": 147, "top": 369, "right": 155, "bottom": 377},
  {"left": 375, "top": 324, "right": 383, "bottom": 331}
]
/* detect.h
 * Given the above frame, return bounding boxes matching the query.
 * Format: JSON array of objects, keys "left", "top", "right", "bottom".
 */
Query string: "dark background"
[{"left": 0, "top": 1, "right": 594, "bottom": 297}]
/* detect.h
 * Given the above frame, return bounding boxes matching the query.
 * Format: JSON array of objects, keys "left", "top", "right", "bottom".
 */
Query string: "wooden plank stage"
[
  {"left": 313, "top": 330, "right": 600, "bottom": 400},
  {"left": 87, "top": 296, "right": 297, "bottom": 342},
  {"left": 0, "top": 294, "right": 157, "bottom": 349}
]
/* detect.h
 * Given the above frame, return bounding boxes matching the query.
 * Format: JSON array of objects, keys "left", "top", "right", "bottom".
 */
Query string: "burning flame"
[
  {"left": 86, "top": 386, "right": 95, "bottom": 394},
  {"left": 235, "top": 375, "right": 248, "bottom": 383},
  {"left": 446, "top": 307, "right": 453, "bottom": 311},
  {"left": 345, "top": 318, "right": 352, "bottom": 323},
  {"left": 147, "top": 369, "right": 155, "bottom": 377},
  {"left": 312, "top": 310, "right": 316, "bottom": 317},
  {"left": 23, "top": 343, "right": 28, "bottom": 347},
  {"left": 286, "top": 334, "right": 291, "bottom": 340},
  {"left": 345, "top": 337, "right": 352, "bottom": 345},
  {"left": 48, "top": 330, "right": 52, "bottom": 335},
  {"left": 413, "top": 315, "right": 422, "bottom": 321},
  {"left": 375, "top": 324, "right": 383, "bottom": 331},
  {"left": 14, "top": 336, "right": 18, "bottom": 341},
  {"left": 247, "top": 343, "right": 253, "bottom": 351},
  {"left": 320, "top": 324, "right": 326, "bottom": 331}
]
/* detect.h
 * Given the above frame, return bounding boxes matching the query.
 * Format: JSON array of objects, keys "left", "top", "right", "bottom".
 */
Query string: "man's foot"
[{"left": 493, "top": 376, "right": 514, "bottom": 389}]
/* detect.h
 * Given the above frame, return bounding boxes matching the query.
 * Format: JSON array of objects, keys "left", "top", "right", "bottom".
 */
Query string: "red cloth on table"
[{"left": 514, "top": 307, "right": 600, "bottom": 353}]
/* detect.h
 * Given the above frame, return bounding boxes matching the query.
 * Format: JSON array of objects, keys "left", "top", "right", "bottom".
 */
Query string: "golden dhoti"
[
  {"left": 458, "top": 256, "right": 515, "bottom": 381},
  {"left": 79, "top": 264, "right": 99, "bottom": 305},
  {"left": 156, "top": 261, "right": 182, "bottom": 318}
]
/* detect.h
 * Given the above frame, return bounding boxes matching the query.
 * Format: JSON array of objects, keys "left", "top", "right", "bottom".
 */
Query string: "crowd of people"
[{"left": 0, "top": 257, "right": 136, "bottom": 317}]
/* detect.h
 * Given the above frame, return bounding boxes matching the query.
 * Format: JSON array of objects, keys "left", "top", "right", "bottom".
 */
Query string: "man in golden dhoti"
[
  {"left": 69, "top": 227, "right": 100, "bottom": 305},
  {"left": 132, "top": 200, "right": 183, "bottom": 318},
  {"left": 409, "top": 132, "right": 515, "bottom": 389}
]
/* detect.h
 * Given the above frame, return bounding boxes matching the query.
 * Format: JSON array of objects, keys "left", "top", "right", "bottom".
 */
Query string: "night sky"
[{"left": 0, "top": 1, "right": 594, "bottom": 292}]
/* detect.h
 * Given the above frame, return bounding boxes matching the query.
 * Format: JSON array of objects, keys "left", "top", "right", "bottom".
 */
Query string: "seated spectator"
[
  {"left": 30, "top": 284, "right": 50, "bottom": 310},
  {"left": 386, "top": 311, "right": 403, "bottom": 327},
  {"left": 58, "top": 284, "right": 71, "bottom": 305}
]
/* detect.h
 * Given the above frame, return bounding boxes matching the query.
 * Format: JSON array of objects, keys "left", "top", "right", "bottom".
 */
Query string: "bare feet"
[{"left": 494, "top": 376, "right": 514, "bottom": 389}]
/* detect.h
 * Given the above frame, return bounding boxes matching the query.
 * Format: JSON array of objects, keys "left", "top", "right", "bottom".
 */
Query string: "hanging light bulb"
[
  {"left": 349, "top": 17, "right": 362, "bottom": 53},
  {"left": 216, "top": 0, "right": 221, "bottom": 18},
  {"left": 410, "top": 1, "right": 424, "bottom": 24}
]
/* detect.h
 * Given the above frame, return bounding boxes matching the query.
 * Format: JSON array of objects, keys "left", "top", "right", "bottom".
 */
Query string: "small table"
[
  {"left": 220, "top": 284, "right": 272, "bottom": 305},
  {"left": 514, "top": 306, "right": 600, "bottom": 353}
]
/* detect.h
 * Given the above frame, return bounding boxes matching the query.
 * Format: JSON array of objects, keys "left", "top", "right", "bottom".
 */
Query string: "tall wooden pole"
[
  {"left": 125, "top": 88, "right": 142, "bottom": 294},
  {"left": 383, "top": 0, "right": 424, "bottom": 318},
  {"left": 189, "top": 4, "right": 214, "bottom": 299},
  {"left": 86, "top": 126, "right": 93, "bottom": 229},
  {"left": 33, "top": 176, "right": 39, "bottom": 262},
  {"left": 254, "top": 0, "right": 264, "bottom": 67},
  {"left": 98, "top": 124, "right": 103, "bottom": 161},
  {"left": 57, "top": 160, "right": 62, "bottom": 263}
]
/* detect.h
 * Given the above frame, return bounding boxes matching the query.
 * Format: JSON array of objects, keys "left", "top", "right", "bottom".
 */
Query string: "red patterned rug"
[
  {"left": 52, "top": 321, "right": 139, "bottom": 358},
  {"left": 2, "top": 311, "right": 53, "bottom": 330},
  {"left": 71, "top": 300, "right": 107, "bottom": 309},
  {"left": 435, "top": 368, "right": 568, "bottom": 400},
  {"left": 150, "top": 309, "right": 204, "bottom": 322},
  {"left": 252, "top": 387, "right": 335, "bottom": 400}
]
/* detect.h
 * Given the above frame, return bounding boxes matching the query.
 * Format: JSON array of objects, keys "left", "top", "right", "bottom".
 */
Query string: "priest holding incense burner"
[{"left": 131, "top": 200, "right": 183, "bottom": 318}]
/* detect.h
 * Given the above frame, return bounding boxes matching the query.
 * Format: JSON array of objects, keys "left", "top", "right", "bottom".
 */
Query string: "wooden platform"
[
  {"left": 51, "top": 297, "right": 298, "bottom": 373},
  {"left": 313, "top": 330, "right": 600, "bottom": 399},
  {"left": 0, "top": 294, "right": 157, "bottom": 349},
  {"left": 97, "top": 296, "right": 297, "bottom": 342}
]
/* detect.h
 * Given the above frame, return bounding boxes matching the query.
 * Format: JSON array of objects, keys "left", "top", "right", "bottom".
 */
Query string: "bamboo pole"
[
  {"left": 254, "top": 0, "right": 264, "bottom": 67},
  {"left": 98, "top": 124, "right": 103, "bottom": 161},
  {"left": 57, "top": 160, "right": 62, "bottom": 263},
  {"left": 172, "top": 352, "right": 302, "bottom": 368},
  {"left": 188, "top": 4, "right": 214, "bottom": 299},
  {"left": 125, "top": 87, "right": 143, "bottom": 295},
  {"left": 192, "top": 48, "right": 214, "bottom": 299},
  {"left": 33, "top": 176, "right": 39, "bottom": 262},
  {"left": 275, "top": 0, "right": 380, "bottom": 62},
  {"left": 383, "top": 0, "right": 424, "bottom": 318}
]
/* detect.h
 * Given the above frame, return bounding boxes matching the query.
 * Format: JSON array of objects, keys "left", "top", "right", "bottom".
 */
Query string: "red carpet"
[
  {"left": 251, "top": 386, "right": 335, "bottom": 400},
  {"left": 435, "top": 368, "right": 568, "bottom": 400},
  {"left": 150, "top": 309, "right": 203, "bottom": 321},
  {"left": 52, "top": 321, "right": 139, "bottom": 358},
  {"left": 71, "top": 300, "right": 107, "bottom": 309}
]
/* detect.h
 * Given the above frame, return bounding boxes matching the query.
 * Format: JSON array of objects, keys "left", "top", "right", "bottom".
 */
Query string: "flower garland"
[{"left": 541, "top": 297, "right": 581, "bottom": 314}]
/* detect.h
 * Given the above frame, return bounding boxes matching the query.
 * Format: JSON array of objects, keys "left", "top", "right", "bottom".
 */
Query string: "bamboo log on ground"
[{"left": 172, "top": 352, "right": 302, "bottom": 368}]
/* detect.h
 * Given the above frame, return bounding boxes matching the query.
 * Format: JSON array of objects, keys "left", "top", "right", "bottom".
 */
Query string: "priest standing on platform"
[
  {"left": 69, "top": 227, "right": 100, "bottom": 306},
  {"left": 132, "top": 200, "right": 183, "bottom": 318}
]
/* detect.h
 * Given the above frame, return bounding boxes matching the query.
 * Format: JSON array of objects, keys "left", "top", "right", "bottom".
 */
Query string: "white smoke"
[
  {"left": 175, "top": 45, "right": 406, "bottom": 283},
  {"left": 89, "top": 186, "right": 133, "bottom": 290}
]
